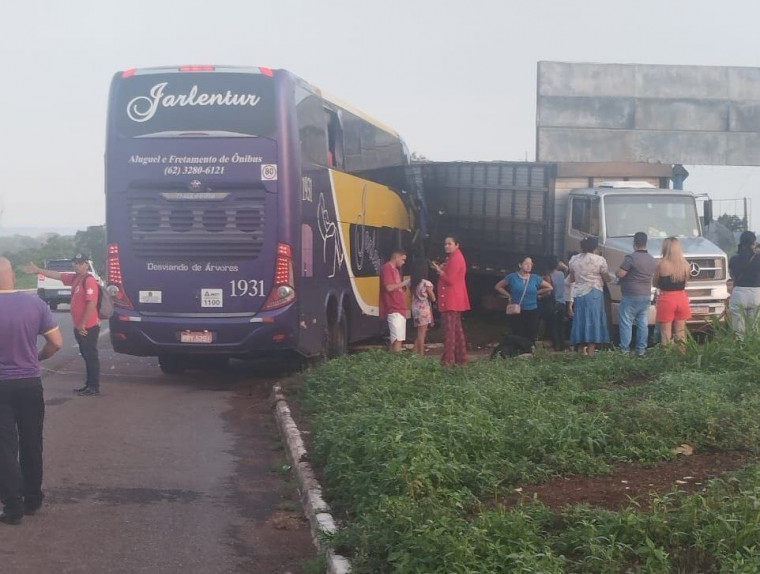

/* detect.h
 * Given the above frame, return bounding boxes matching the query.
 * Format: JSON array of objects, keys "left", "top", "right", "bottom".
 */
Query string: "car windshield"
[
  {"left": 46, "top": 260, "right": 73, "bottom": 271},
  {"left": 604, "top": 195, "right": 700, "bottom": 238}
]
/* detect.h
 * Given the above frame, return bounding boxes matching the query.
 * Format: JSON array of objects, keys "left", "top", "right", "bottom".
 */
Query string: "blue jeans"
[{"left": 619, "top": 295, "right": 650, "bottom": 354}]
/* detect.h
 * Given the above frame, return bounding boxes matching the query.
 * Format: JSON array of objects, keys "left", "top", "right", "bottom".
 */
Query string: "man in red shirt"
[
  {"left": 25, "top": 254, "right": 101, "bottom": 396},
  {"left": 379, "top": 250, "right": 409, "bottom": 352}
]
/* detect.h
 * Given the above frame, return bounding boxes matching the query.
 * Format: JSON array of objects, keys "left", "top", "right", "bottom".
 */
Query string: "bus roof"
[{"left": 116, "top": 65, "right": 402, "bottom": 140}]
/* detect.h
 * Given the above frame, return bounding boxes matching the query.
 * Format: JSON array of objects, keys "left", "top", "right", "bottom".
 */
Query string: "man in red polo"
[
  {"left": 379, "top": 250, "right": 409, "bottom": 352},
  {"left": 25, "top": 254, "right": 101, "bottom": 396}
]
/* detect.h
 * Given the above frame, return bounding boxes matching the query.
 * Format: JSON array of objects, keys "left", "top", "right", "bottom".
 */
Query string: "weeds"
[{"left": 301, "top": 330, "right": 760, "bottom": 572}]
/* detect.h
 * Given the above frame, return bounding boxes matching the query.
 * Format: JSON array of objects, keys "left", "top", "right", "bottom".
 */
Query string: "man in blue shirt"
[{"left": 0, "top": 257, "right": 62, "bottom": 525}]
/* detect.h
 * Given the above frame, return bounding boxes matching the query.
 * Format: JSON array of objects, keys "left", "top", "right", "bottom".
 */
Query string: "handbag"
[{"left": 506, "top": 275, "right": 530, "bottom": 315}]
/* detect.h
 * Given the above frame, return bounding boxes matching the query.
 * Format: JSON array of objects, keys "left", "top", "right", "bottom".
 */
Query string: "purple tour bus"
[{"left": 105, "top": 65, "right": 419, "bottom": 373}]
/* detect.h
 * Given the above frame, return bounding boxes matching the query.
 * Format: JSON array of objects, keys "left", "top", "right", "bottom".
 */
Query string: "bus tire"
[
  {"left": 49, "top": 302, "right": 58, "bottom": 311},
  {"left": 159, "top": 354, "right": 186, "bottom": 375},
  {"left": 327, "top": 313, "right": 348, "bottom": 358}
]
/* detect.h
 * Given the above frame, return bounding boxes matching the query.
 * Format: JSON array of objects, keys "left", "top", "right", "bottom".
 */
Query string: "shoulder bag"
[{"left": 506, "top": 275, "right": 530, "bottom": 315}]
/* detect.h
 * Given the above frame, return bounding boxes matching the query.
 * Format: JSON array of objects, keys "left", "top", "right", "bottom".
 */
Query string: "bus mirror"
[{"left": 703, "top": 200, "right": 713, "bottom": 227}]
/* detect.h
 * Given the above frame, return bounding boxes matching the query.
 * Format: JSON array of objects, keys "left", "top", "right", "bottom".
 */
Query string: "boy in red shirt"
[{"left": 379, "top": 250, "right": 409, "bottom": 352}]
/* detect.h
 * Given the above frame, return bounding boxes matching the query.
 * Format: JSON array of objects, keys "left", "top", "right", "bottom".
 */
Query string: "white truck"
[{"left": 418, "top": 161, "right": 729, "bottom": 334}]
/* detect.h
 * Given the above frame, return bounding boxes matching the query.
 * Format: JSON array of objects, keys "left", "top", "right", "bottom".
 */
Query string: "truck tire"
[{"left": 604, "top": 291, "right": 619, "bottom": 346}]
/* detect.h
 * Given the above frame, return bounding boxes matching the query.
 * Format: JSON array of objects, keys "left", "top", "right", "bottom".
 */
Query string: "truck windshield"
[{"left": 604, "top": 195, "right": 700, "bottom": 238}]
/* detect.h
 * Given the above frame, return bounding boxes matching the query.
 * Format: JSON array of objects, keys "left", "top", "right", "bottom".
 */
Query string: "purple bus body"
[
  {"left": 106, "top": 69, "right": 305, "bottom": 359},
  {"left": 105, "top": 67, "right": 411, "bottom": 364}
]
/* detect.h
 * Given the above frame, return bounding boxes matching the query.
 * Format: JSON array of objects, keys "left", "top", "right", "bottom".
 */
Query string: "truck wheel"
[
  {"left": 604, "top": 292, "right": 620, "bottom": 346},
  {"left": 159, "top": 354, "right": 186, "bottom": 375}
]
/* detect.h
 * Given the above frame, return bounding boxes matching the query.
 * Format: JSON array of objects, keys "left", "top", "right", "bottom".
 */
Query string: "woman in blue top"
[{"left": 494, "top": 256, "right": 552, "bottom": 344}]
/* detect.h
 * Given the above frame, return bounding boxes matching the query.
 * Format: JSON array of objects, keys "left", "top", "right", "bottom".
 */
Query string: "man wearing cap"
[
  {"left": 24, "top": 254, "right": 101, "bottom": 396},
  {"left": 0, "top": 257, "right": 62, "bottom": 524}
]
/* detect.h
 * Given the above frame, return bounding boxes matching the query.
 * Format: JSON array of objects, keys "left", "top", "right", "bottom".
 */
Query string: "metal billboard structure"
[{"left": 536, "top": 61, "right": 760, "bottom": 166}]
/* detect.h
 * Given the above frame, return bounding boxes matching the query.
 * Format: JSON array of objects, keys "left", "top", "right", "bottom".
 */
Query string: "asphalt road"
[{"left": 1, "top": 307, "right": 316, "bottom": 573}]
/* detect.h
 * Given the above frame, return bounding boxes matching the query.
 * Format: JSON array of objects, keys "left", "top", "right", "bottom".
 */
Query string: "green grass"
[{"left": 299, "top": 329, "right": 760, "bottom": 573}]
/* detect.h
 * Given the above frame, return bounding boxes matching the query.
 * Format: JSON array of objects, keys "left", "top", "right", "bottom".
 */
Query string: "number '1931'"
[{"left": 230, "top": 279, "right": 265, "bottom": 297}]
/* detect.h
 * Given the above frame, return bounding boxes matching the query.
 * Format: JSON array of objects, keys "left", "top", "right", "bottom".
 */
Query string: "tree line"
[{"left": 1, "top": 225, "right": 106, "bottom": 288}]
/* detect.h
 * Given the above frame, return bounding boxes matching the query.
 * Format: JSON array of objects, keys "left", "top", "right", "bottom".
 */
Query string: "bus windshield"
[
  {"left": 113, "top": 72, "right": 276, "bottom": 138},
  {"left": 604, "top": 194, "right": 700, "bottom": 238}
]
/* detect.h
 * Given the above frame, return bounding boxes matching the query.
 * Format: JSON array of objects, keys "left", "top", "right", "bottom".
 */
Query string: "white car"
[{"left": 37, "top": 258, "right": 100, "bottom": 310}]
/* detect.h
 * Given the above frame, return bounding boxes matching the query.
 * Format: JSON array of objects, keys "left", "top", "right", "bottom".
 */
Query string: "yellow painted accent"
[{"left": 331, "top": 171, "right": 412, "bottom": 311}]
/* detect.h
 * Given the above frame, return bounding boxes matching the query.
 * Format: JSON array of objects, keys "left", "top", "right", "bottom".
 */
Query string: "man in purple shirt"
[{"left": 0, "top": 257, "right": 62, "bottom": 525}]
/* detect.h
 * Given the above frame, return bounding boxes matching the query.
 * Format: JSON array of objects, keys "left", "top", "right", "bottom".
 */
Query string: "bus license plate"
[
  {"left": 691, "top": 306, "right": 710, "bottom": 315},
  {"left": 180, "top": 331, "right": 213, "bottom": 344}
]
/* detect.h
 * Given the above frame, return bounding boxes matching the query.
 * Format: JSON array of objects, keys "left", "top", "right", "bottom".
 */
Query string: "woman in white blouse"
[{"left": 568, "top": 237, "right": 614, "bottom": 356}]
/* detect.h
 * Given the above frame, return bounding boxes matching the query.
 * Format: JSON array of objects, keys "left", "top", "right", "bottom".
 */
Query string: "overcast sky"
[{"left": 1, "top": 0, "right": 757, "bottom": 234}]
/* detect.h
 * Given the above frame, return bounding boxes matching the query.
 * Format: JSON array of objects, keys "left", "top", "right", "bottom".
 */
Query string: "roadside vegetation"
[
  {"left": 0, "top": 225, "right": 105, "bottom": 288},
  {"left": 298, "top": 327, "right": 760, "bottom": 573}
]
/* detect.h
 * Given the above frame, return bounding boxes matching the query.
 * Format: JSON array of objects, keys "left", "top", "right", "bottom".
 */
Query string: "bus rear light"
[
  {"left": 262, "top": 243, "right": 295, "bottom": 310},
  {"left": 259, "top": 67, "right": 273, "bottom": 76},
  {"left": 180, "top": 65, "right": 215, "bottom": 72},
  {"left": 122, "top": 68, "right": 136, "bottom": 78},
  {"left": 107, "top": 243, "right": 135, "bottom": 310}
]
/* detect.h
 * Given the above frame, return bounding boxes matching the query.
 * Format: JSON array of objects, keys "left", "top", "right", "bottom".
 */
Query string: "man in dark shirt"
[
  {"left": 728, "top": 230, "right": 760, "bottom": 336},
  {"left": 0, "top": 257, "right": 62, "bottom": 525},
  {"left": 616, "top": 232, "right": 657, "bottom": 356}
]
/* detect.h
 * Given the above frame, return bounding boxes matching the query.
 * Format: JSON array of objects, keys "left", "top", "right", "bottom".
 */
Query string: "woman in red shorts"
[{"left": 653, "top": 237, "right": 692, "bottom": 347}]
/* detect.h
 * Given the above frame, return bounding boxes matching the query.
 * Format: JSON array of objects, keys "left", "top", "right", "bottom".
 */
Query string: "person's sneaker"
[
  {"left": 74, "top": 385, "right": 88, "bottom": 393},
  {"left": 78, "top": 387, "right": 100, "bottom": 396},
  {"left": 0, "top": 511, "right": 23, "bottom": 525}
]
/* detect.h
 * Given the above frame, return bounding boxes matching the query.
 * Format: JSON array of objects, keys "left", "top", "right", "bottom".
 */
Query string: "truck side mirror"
[{"left": 703, "top": 200, "right": 713, "bottom": 227}]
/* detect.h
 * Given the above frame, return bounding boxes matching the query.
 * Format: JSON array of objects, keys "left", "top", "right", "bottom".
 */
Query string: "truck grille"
[
  {"left": 686, "top": 258, "right": 725, "bottom": 281},
  {"left": 127, "top": 189, "right": 267, "bottom": 258}
]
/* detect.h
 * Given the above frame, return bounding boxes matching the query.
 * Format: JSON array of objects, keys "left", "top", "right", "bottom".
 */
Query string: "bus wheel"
[
  {"left": 49, "top": 302, "right": 58, "bottom": 310},
  {"left": 327, "top": 314, "right": 348, "bottom": 358},
  {"left": 159, "top": 354, "right": 186, "bottom": 375}
]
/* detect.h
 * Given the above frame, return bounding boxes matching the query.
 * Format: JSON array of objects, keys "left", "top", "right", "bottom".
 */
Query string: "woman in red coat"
[{"left": 431, "top": 235, "right": 470, "bottom": 365}]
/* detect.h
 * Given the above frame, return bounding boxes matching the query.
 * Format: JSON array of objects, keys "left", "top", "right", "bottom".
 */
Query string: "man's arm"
[
  {"left": 39, "top": 327, "right": 63, "bottom": 361},
  {"left": 24, "top": 262, "right": 63, "bottom": 281}
]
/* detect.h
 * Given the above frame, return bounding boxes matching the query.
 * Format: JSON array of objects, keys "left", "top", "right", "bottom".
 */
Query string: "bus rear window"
[{"left": 112, "top": 72, "right": 276, "bottom": 138}]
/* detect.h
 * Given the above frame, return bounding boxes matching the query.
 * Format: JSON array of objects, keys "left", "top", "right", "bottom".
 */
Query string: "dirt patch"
[{"left": 501, "top": 451, "right": 755, "bottom": 511}]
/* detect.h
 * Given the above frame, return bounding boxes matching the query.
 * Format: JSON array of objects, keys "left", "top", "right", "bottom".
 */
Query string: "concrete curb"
[{"left": 272, "top": 384, "right": 351, "bottom": 574}]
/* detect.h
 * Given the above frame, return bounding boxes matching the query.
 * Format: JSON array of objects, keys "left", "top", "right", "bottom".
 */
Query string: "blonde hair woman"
[{"left": 653, "top": 237, "right": 692, "bottom": 346}]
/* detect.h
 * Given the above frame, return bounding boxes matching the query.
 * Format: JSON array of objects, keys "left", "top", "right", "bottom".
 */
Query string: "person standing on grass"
[
  {"left": 0, "top": 257, "right": 63, "bottom": 525},
  {"left": 24, "top": 254, "right": 101, "bottom": 396},
  {"left": 410, "top": 259, "right": 436, "bottom": 356},
  {"left": 546, "top": 257, "right": 569, "bottom": 351},
  {"left": 431, "top": 235, "right": 470, "bottom": 366},
  {"left": 379, "top": 250, "right": 409, "bottom": 352},
  {"left": 616, "top": 232, "right": 657, "bottom": 356},
  {"left": 494, "top": 256, "right": 552, "bottom": 347},
  {"left": 728, "top": 230, "right": 760, "bottom": 337},
  {"left": 653, "top": 237, "right": 692, "bottom": 347},
  {"left": 568, "top": 237, "right": 614, "bottom": 356}
]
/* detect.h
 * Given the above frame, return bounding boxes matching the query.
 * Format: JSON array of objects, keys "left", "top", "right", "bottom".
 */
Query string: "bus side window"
[
  {"left": 326, "top": 109, "right": 344, "bottom": 170},
  {"left": 301, "top": 223, "right": 313, "bottom": 277}
]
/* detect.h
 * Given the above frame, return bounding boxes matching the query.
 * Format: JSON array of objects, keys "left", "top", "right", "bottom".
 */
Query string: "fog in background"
[{"left": 1, "top": 0, "right": 757, "bottom": 234}]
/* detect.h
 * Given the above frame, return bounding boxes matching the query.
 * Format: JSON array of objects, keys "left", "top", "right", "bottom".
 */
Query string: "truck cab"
[{"left": 565, "top": 182, "right": 729, "bottom": 330}]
